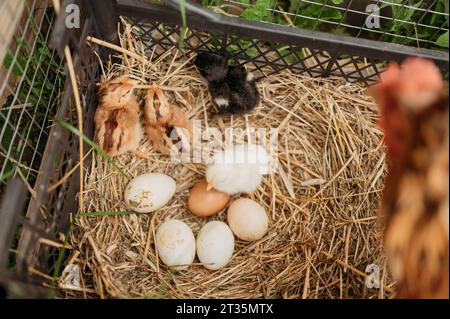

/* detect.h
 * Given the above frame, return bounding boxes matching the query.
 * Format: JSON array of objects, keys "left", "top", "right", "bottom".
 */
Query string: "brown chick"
[
  {"left": 143, "top": 85, "right": 193, "bottom": 155},
  {"left": 368, "top": 57, "right": 449, "bottom": 299},
  {"left": 94, "top": 76, "right": 143, "bottom": 158}
]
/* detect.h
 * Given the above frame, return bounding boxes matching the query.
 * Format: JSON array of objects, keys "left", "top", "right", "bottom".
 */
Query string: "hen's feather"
[{"left": 369, "top": 57, "right": 449, "bottom": 298}]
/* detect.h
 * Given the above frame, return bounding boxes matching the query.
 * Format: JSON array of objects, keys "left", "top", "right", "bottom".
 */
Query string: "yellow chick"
[{"left": 206, "top": 143, "right": 271, "bottom": 195}]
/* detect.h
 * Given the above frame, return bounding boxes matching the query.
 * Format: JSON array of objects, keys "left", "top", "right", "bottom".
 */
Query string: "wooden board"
[{"left": 0, "top": 0, "right": 25, "bottom": 67}]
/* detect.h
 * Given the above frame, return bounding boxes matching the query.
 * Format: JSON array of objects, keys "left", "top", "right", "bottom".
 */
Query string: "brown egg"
[{"left": 188, "top": 179, "right": 231, "bottom": 217}]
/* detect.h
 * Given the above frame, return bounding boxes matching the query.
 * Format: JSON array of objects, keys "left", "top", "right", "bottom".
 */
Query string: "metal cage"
[{"left": 0, "top": 0, "right": 448, "bottom": 298}]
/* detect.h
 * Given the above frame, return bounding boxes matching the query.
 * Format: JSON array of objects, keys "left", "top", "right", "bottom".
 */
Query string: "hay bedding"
[{"left": 63, "top": 24, "right": 393, "bottom": 299}]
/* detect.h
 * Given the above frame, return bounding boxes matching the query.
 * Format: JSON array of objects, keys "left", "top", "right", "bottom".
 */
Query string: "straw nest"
[{"left": 61, "top": 22, "right": 394, "bottom": 299}]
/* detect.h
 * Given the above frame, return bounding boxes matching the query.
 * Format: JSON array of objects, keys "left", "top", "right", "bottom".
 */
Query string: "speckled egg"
[{"left": 124, "top": 173, "right": 176, "bottom": 213}]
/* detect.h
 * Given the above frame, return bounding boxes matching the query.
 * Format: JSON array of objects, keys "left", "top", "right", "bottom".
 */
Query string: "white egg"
[
  {"left": 196, "top": 221, "right": 234, "bottom": 270},
  {"left": 124, "top": 173, "right": 176, "bottom": 213},
  {"left": 227, "top": 198, "right": 268, "bottom": 241},
  {"left": 155, "top": 219, "right": 196, "bottom": 270}
]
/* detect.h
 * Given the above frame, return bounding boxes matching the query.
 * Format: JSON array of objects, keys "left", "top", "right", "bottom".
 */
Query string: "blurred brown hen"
[
  {"left": 369, "top": 57, "right": 449, "bottom": 298},
  {"left": 94, "top": 76, "right": 143, "bottom": 157}
]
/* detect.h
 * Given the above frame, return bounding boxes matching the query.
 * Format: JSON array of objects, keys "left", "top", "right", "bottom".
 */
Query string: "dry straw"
[{"left": 61, "top": 20, "right": 393, "bottom": 299}]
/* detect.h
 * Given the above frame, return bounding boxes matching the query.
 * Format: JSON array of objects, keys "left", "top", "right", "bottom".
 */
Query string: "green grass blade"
[
  {"left": 436, "top": 31, "right": 449, "bottom": 48},
  {"left": 0, "top": 162, "right": 16, "bottom": 183},
  {"left": 55, "top": 119, "right": 131, "bottom": 179},
  {"left": 179, "top": 0, "right": 187, "bottom": 52}
]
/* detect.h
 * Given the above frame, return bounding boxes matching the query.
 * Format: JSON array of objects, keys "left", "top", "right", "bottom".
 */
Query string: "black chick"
[
  {"left": 194, "top": 52, "right": 260, "bottom": 115},
  {"left": 194, "top": 52, "right": 228, "bottom": 82}
]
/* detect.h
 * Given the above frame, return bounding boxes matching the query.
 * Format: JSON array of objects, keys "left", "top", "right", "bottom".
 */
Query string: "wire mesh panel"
[
  {"left": 0, "top": 0, "right": 66, "bottom": 294},
  {"left": 0, "top": 0, "right": 103, "bottom": 298},
  {"left": 0, "top": 0, "right": 65, "bottom": 190},
  {"left": 200, "top": 0, "right": 449, "bottom": 50},
  {"left": 12, "top": 2, "right": 105, "bottom": 297}
]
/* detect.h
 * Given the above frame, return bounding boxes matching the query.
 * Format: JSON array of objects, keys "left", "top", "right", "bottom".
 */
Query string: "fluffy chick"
[
  {"left": 143, "top": 85, "right": 193, "bottom": 155},
  {"left": 206, "top": 143, "right": 270, "bottom": 195},
  {"left": 195, "top": 52, "right": 260, "bottom": 114},
  {"left": 209, "top": 65, "right": 260, "bottom": 114},
  {"left": 94, "top": 76, "right": 143, "bottom": 157},
  {"left": 194, "top": 51, "right": 228, "bottom": 82}
]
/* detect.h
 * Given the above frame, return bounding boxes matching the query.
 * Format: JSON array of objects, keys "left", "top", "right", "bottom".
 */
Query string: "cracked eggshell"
[
  {"left": 227, "top": 198, "right": 268, "bottom": 241},
  {"left": 155, "top": 219, "right": 196, "bottom": 270},
  {"left": 196, "top": 221, "right": 234, "bottom": 270},
  {"left": 124, "top": 173, "right": 176, "bottom": 213}
]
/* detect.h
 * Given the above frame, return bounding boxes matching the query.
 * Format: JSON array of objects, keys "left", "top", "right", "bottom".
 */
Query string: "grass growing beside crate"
[
  {"left": 381, "top": 0, "right": 448, "bottom": 48},
  {"left": 201, "top": 0, "right": 449, "bottom": 51}
]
